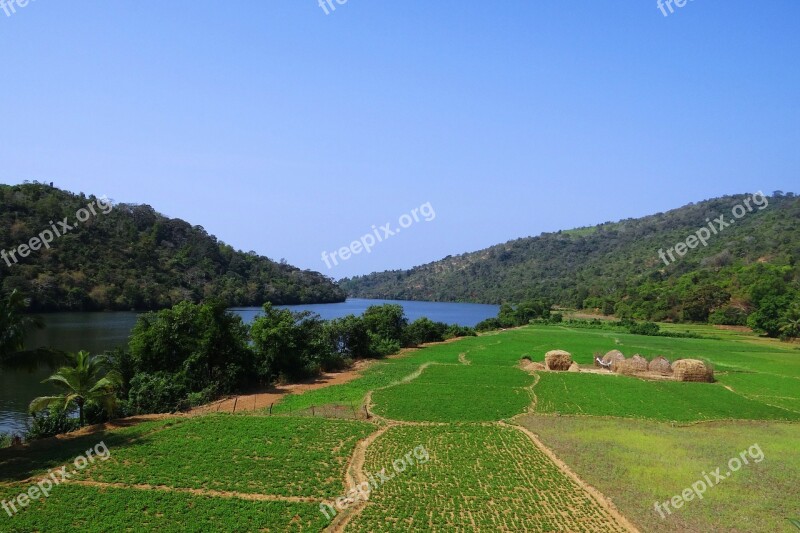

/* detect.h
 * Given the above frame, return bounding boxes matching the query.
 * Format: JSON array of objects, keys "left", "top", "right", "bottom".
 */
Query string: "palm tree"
[
  {"left": 29, "top": 351, "right": 122, "bottom": 427},
  {"left": 0, "top": 289, "right": 44, "bottom": 367},
  {"left": 779, "top": 305, "right": 800, "bottom": 339}
]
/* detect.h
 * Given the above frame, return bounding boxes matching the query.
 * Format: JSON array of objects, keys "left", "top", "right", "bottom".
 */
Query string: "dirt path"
[
  {"left": 327, "top": 423, "right": 393, "bottom": 532},
  {"left": 69, "top": 480, "right": 318, "bottom": 503},
  {"left": 501, "top": 421, "right": 640, "bottom": 533},
  {"left": 458, "top": 352, "right": 471, "bottom": 365},
  {"left": 193, "top": 359, "right": 377, "bottom": 415}
]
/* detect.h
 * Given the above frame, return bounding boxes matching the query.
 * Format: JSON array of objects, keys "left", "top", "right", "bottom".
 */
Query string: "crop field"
[
  {"left": 3, "top": 324, "right": 798, "bottom": 531},
  {"left": 371, "top": 364, "right": 533, "bottom": 422},
  {"left": 0, "top": 484, "right": 328, "bottom": 532},
  {"left": 347, "top": 424, "right": 629, "bottom": 532},
  {"left": 77, "top": 415, "right": 375, "bottom": 498},
  {"left": 520, "top": 415, "right": 800, "bottom": 532},
  {"left": 534, "top": 372, "right": 800, "bottom": 422}
]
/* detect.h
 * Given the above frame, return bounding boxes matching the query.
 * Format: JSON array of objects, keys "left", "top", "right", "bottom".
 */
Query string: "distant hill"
[
  {"left": 342, "top": 192, "right": 800, "bottom": 328},
  {"left": 0, "top": 182, "right": 345, "bottom": 311}
]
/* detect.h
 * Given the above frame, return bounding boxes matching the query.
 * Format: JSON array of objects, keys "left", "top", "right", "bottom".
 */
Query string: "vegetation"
[
  {"left": 29, "top": 350, "right": 123, "bottom": 427},
  {"left": 523, "top": 416, "right": 800, "bottom": 532},
  {"left": 350, "top": 424, "right": 628, "bottom": 531},
  {"left": 1, "top": 324, "right": 798, "bottom": 531},
  {"left": 0, "top": 182, "right": 345, "bottom": 311},
  {"left": 342, "top": 193, "right": 800, "bottom": 338},
  {"left": 534, "top": 372, "right": 800, "bottom": 422},
  {"left": 117, "top": 302, "right": 475, "bottom": 417}
]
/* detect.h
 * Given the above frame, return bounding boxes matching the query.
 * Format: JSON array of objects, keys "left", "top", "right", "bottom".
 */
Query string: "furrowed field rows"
[
  {"left": 372, "top": 364, "right": 533, "bottom": 422},
  {"left": 347, "top": 424, "right": 629, "bottom": 532},
  {"left": 0, "top": 484, "right": 328, "bottom": 532},
  {"left": 74, "top": 415, "right": 375, "bottom": 498},
  {"left": 0, "top": 418, "right": 185, "bottom": 482},
  {"left": 533, "top": 372, "right": 800, "bottom": 422}
]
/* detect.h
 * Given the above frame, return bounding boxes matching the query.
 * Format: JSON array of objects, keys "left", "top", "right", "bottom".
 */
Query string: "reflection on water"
[{"left": 0, "top": 299, "right": 498, "bottom": 435}]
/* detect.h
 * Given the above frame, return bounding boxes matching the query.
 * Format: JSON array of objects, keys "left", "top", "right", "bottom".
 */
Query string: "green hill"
[
  {"left": 342, "top": 192, "right": 800, "bottom": 331},
  {"left": 0, "top": 182, "right": 344, "bottom": 311}
]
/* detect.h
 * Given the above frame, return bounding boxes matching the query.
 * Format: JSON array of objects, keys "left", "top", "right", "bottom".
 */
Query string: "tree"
[
  {"left": 779, "top": 304, "right": 800, "bottom": 339},
  {"left": 0, "top": 289, "right": 48, "bottom": 370},
  {"left": 29, "top": 351, "right": 122, "bottom": 427}
]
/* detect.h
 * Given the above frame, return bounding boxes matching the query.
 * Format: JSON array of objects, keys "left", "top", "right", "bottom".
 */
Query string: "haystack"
[
  {"left": 617, "top": 354, "right": 648, "bottom": 375},
  {"left": 648, "top": 356, "right": 672, "bottom": 375},
  {"left": 602, "top": 350, "right": 626, "bottom": 372},
  {"left": 527, "top": 362, "right": 546, "bottom": 371},
  {"left": 545, "top": 350, "right": 573, "bottom": 371},
  {"left": 568, "top": 362, "right": 580, "bottom": 372},
  {"left": 672, "top": 359, "right": 714, "bottom": 382}
]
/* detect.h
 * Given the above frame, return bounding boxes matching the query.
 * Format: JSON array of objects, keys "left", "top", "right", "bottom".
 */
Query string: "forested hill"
[
  {"left": 0, "top": 182, "right": 345, "bottom": 311},
  {"left": 342, "top": 192, "right": 800, "bottom": 328}
]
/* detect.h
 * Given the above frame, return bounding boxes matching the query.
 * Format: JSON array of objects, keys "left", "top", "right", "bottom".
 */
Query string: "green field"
[
  {"left": 2, "top": 324, "right": 798, "bottom": 531},
  {"left": 520, "top": 415, "right": 800, "bottom": 532},
  {"left": 348, "top": 424, "right": 629, "bottom": 532}
]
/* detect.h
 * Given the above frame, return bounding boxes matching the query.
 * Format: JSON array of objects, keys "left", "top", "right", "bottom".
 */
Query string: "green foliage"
[
  {"left": 0, "top": 289, "right": 46, "bottom": 369},
  {"left": 127, "top": 372, "right": 189, "bottom": 414},
  {"left": 342, "top": 193, "right": 800, "bottom": 337},
  {"left": 29, "top": 350, "right": 122, "bottom": 427},
  {"left": 0, "top": 182, "right": 345, "bottom": 311},
  {"left": 250, "top": 303, "right": 336, "bottom": 382},
  {"left": 627, "top": 321, "right": 660, "bottom": 336},
  {"left": 0, "top": 433, "right": 10, "bottom": 448},
  {"left": 129, "top": 300, "right": 252, "bottom": 394},
  {"left": 25, "top": 408, "right": 80, "bottom": 441},
  {"left": 362, "top": 304, "right": 408, "bottom": 347}
]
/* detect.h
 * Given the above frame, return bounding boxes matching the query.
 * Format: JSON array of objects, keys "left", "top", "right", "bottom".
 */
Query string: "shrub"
[
  {"left": 25, "top": 408, "right": 80, "bottom": 441},
  {"left": 128, "top": 372, "right": 189, "bottom": 414}
]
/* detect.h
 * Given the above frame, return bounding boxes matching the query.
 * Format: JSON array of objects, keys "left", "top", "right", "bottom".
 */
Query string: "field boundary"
[
  {"left": 68, "top": 480, "right": 320, "bottom": 503},
  {"left": 501, "top": 421, "right": 641, "bottom": 533}
]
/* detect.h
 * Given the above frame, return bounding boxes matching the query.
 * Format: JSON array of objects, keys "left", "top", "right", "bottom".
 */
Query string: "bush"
[
  {"left": 128, "top": 372, "right": 189, "bottom": 414},
  {"left": 0, "top": 432, "right": 11, "bottom": 448},
  {"left": 406, "top": 317, "right": 448, "bottom": 346},
  {"left": 25, "top": 409, "right": 80, "bottom": 441},
  {"left": 708, "top": 306, "right": 749, "bottom": 326},
  {"left": 628, "top": 321, "right": 660, "bottom": 336}
]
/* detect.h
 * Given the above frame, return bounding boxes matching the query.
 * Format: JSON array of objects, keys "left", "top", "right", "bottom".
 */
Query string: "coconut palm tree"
[{"left": 29, "top": 351, "right": 122, "bottom": 427}]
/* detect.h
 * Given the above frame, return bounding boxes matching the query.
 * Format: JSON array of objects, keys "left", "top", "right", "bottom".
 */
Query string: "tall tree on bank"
[{"left": 29, "top": 351, "right": 122, "bottom": 427}]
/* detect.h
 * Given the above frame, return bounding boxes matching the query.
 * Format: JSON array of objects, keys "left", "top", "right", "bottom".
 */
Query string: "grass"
[
  {"left": 533, "top": 372, "right": 800, "bottom": 422},
  {"left": 520, "top": 415, "right": 800, "bottom": 532}
]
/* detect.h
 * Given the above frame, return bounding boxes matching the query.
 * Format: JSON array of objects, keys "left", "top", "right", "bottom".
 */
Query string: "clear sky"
[{"left": 1, "top": 1, "right": 798, "bottom": 279}]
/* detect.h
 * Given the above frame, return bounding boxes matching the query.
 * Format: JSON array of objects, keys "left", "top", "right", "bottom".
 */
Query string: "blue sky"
[{"left": 1, "top": 1, "right": 798, "bottom": 279}]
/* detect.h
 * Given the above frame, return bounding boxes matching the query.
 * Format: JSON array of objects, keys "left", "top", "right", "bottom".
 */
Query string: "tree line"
[{"left": 1, "top": 296, "right": 474, "bottom": 441}]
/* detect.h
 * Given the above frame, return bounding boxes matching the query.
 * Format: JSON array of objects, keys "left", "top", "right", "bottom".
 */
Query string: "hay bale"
[
  {"left": 673, "top": 359, "right": 714, "bottom": 382},
  {"left": 545, "top": 350, "right": 573, "bottom": 371},
  {"left": 602, "top": 350, "right": 626, "bottom": 372},
  {"left": 568, "top": 362, "right": 580, "bottom": 372},
  {"left": 648, "top": 356, "right": 672, "bottom": 375},
  {"left": 617, "top": 354, "right": 648, "bottom": 375}
]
